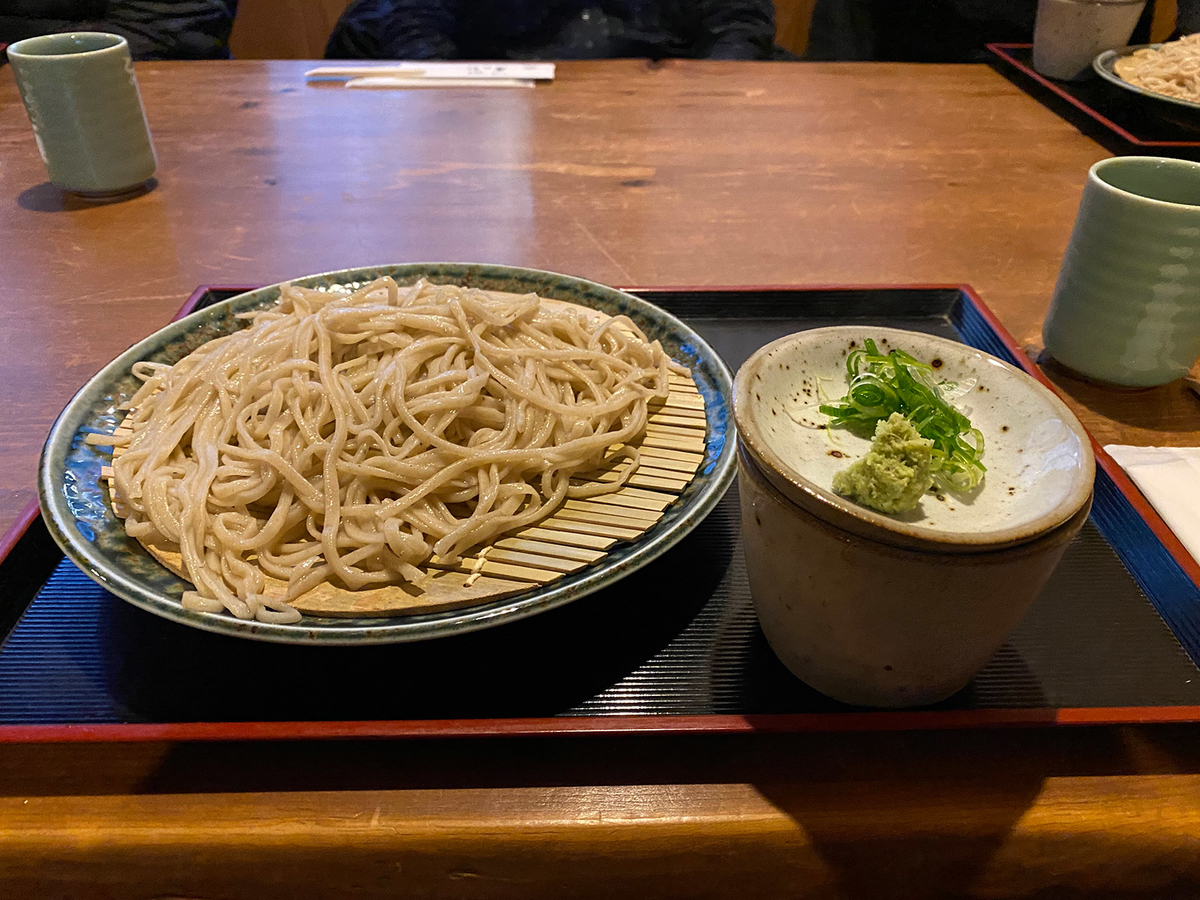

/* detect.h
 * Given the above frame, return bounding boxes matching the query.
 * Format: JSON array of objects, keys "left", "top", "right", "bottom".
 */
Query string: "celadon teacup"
[
  {"left": 7, "top": 32, "right": 157, "bottom": 197},
  {"left": 1043, "top": 156, "right": 1200, "bottom": 388}
]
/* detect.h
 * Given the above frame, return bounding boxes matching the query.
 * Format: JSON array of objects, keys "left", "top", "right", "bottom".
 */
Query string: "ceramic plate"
[
  {"left": 1094, "top": 44, "right": 1200, "bottom": 122},
  {"left": 733, "top": 326, "right": 1095, "bottom": 552},
  {"left": 39, "top": 264, "right": 735, "bottom": 645}
]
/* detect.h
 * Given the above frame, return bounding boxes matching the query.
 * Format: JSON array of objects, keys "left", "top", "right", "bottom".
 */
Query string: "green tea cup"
[
  {"left": 1043, "top": 156, "right": 1200, "bottom": 388},
  {"left": 7, "top": 32, "right": 157, "bottom": 197}
]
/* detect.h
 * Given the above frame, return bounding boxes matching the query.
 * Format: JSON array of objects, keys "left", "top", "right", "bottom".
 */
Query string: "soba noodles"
[
  {"left": 106, "top": 277, "right": 683, "bottom": 624},
  {"left": 1114, "top": 33, "right": 1200, "bottom": 103}
]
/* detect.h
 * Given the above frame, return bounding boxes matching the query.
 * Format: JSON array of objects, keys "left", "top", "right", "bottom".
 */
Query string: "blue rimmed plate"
[
  {"left": 1094, "top": 44, "right": 1200, "bottom": 128},
  {"left": 38, "top": 264, "right": 735, "bottom": 645}
]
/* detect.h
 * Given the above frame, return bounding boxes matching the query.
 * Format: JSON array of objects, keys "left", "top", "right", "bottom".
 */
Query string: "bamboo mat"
[{"left": 101, "top": 374, "right": 706, "bottom": 618}]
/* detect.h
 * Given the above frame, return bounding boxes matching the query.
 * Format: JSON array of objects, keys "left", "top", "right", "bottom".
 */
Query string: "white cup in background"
[{"left": 1032, "top": 0, "right": 1147, "bottom": 81}]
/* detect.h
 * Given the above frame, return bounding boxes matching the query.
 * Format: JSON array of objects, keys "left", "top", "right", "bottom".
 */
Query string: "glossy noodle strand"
[
  {"left": 109, "top": 278, "right": 683, "bottom": 623},
  {"left": 1114, "top": 33, "right": 1200, "bottom": 103}
]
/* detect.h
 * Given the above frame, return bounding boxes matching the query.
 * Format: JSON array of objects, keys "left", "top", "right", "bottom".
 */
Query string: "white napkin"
[{"left": 1104, "top": 445, "right": 1200, "bottom": 566}]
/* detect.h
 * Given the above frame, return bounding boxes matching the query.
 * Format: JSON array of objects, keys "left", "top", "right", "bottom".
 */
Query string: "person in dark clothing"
[
  {"left": 804, "top": 0, "right": 1165, "bottom": 62},
  {"left": 325, "top": 0, "right": 786, "bottom": 61},
  {"left": 1, "top": 0, "right": 238, "bottom": 60}
]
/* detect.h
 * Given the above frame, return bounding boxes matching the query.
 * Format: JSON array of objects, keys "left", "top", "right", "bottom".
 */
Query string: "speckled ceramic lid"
[{"left": 733, "top": 326, "right": 1095, "bottom": 552}]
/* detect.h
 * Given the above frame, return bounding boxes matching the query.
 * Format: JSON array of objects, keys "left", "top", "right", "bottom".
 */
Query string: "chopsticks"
[
  {"left": 341, "top": 76, "right": 536, "bottom": 89},
  {"left": 305, "top": 62, "right": 555, "bottom": 90}
]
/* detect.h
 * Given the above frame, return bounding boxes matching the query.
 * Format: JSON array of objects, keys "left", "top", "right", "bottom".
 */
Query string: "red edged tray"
[
  {"left": 3, "top": 282, "right": 1200, "bottom": 743},
  {"left": 988, "top": 42, "right": 1200, "bottom": 153}
]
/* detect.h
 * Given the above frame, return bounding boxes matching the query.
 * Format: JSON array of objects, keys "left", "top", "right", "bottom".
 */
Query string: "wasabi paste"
[
  {"left": 832, "top": 413, "right": 934, "bottom": 514},
  {"left": 819, "top": 339, "right": 985, "bottom": 494}
]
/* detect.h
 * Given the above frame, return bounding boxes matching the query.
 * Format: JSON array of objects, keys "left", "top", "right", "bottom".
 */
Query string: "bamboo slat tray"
[
  {"left": 37, "top": 265, "right": 735, "bottom": 645},
  {"left": 102, "top": 367, "right": 707, "bottom": 618},
  {"left": 5, "top": 284, "right": 1200, "bottom": 743}
]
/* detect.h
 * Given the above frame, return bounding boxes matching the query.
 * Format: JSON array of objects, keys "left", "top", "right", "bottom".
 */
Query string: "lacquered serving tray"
[
  {"left": 988, "top": 42, "right": 1200, "bottom": 155},
  {"left": 3, "top": 283, "right": 1200, "bottom": 743}
]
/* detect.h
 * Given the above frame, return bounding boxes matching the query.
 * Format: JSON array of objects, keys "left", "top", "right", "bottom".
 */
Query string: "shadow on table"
[
  {"left": 1049, "top": 369, "right": 1199, "bottom": 426},
  {"left": 1036, "top": 354, "right": 1200, "bottom": 438},
  {"left": 746, "top": 725, "right": 1126, "bottom": 900},
  {"left": 100, "top": 499, "right": 733, "bottom": 726},
  {"left": 752, "top": 779, "right": 1036, "bottom": 898},
  {"left": 17, "top": 179, "right": 157, "bottom": 213},
  {"left": 3, "top": 703, "right": 1200, "bottom": 799}
]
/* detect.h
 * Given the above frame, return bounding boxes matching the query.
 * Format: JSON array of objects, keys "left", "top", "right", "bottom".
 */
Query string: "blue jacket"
[
  {"left": 1, "top": 0, "right": 238, "bottom": 59},
  {"left": 326, "top": 0, "right": 784, "bottom": 61}
]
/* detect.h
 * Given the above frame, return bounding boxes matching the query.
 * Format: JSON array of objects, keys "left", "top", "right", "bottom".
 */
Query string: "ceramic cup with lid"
[{"left": 733, "top": 326, "right": 1095, "bottom": 707}]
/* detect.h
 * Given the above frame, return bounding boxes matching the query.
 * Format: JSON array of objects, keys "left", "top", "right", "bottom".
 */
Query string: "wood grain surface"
[
  {"left": 3, "top": 60, "right": 1200, "bottom": 898},
  {"left": 3, "top": 59, "right": 1199, "bottom": 543},
  {"left": 2, "top": 728, "right": 1200, "bottom": 898}
]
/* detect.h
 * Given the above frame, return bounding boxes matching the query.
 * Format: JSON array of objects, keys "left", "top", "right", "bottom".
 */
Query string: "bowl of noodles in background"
[
  {"left": 38, "top": 263, "right": 735, "bottom": 645},
  {"left": 1095, "top": 35, "right": 1200, "bottom": 128}
]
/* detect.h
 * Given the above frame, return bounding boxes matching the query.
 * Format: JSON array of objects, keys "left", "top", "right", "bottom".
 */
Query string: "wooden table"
[{"left": 2, "top": 60, "right": 1200, "bottom": 898}]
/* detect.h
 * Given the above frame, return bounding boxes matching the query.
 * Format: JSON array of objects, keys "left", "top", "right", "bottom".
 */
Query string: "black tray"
[
  {"left": 4, "top": 284, "right": 1200, "bottom": 743},
  {"left": 988, "top": 43, "right": 1200, "bottom": 157}
]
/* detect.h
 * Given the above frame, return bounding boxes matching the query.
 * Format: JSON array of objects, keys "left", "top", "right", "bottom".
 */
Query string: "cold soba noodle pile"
[
  {"left": 1114, "top": 33, "right": 1200, "bottom": 103},
  {"left": 106, "top": 278, "right": 683, "bottom": 624}
]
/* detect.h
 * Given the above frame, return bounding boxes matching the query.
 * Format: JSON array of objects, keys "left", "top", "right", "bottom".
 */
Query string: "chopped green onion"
[{"left": 818, "top": 339, "right": 985, "bottom": 492}]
